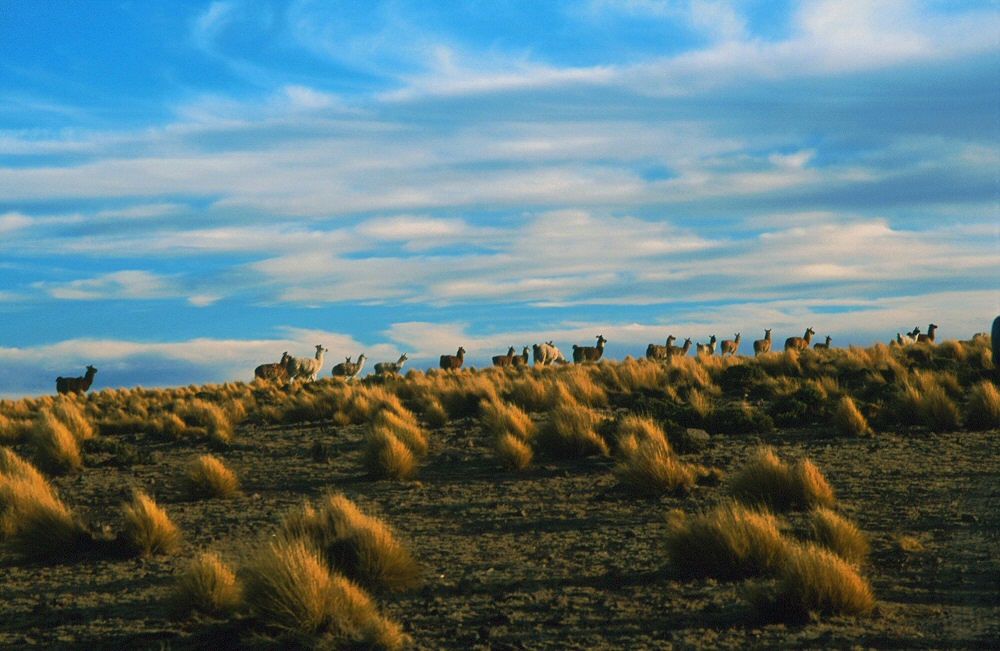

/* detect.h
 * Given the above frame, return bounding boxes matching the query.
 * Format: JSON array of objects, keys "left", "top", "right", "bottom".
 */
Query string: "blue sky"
[{"left": 2, "top": 1, "right": 998, "bottom": 396}]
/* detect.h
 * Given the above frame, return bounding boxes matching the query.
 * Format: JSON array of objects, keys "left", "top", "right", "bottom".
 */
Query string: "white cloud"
[
  {"left": 0, "top": 212, "right": 32, "bottom": 233},
  {"left": 40, "top": 270, "right": 178, "bottom": 301}
]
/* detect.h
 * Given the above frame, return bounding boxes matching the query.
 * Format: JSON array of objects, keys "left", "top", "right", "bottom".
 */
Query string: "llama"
[
  {"left": 56, "top": 365, "right": 97, "bottom": 395},
  {"left": 572, "top": 335, "right": 607, "bottom": 364},
  {"left": 784, "top": 327, "right": 815, "bottom": 352},
  {"left": 533, "top": 342, "right": 567, "bottom": 366},
  {"left": 646, "top": 335, "right": 674, "bottom": 362},
  {"left": 254, "top": 352, "right": 290, "bottom": 383},
  {"left": 696, "top": 335, "right": 717, "bottom": 357},
  {"left": 511, "top": 346, "right": 530, "bottom": 366},
  {"left": 374, "top": 354, "right": 408, "bottom": 376},
  {"left": 492, "top": 347, "right": 516, "bottom": 367},
  {"left": 285, "top": 345, "right": 328, "bottom": 384},
  {"left": 720, "top": 333, "right": 741, "bottom": 357},
  {"left": 916, "top": 323, "right": 938, "bottom": 344},
  {"left": 753, "top": 329, "right": 772, "bottom": 356},
  {"left": 332, "top": 353, "right": 366, "bottom": 381},
  {"left": 814, "top": 336, "right": 833, "bottom": 350},
  {"left": 440, "top": 347, "right": 466, "bottom": 370},
  {"left": 668, "top": 337, "right": 692, "bottom": 358},
  {"left": 897, "top": 327, "right": 921, "bottom": 346}
]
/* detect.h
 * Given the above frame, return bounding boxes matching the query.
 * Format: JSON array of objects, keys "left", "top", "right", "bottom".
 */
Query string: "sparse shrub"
[
  {"left": 120, "top": 490, "right": 182, "bottom": 556},
  {"left": 182, "top": 455, "right": 240, "bottom": 500},
  {"left": 808, "top": 507, "right": 870, "bottom": 566},
  {"left": 362, "top": 428, "right": 418, "bottom": 480},
  {"left": 29, "top": 411, "right": 84, "bottom": 474},
  {"left": 495, "top": 432, "right": 534, "bottom": 470},
  {"left": 966, "top": 380, "right": 1000, "bottom": 430},
  {"left": 170, "top": 551, "right": 243, "bottom": 618},
  {"left": 664, "top": 502, "right": 790, "bottom": 580},
  {"left": 729, "top": 447, "right": 835, "bottom": 512},
  {"left": 833, "top": 395, "right": 872, "bottom": 436},
  {"left": 280, "top": 493, "right": 422, "bottom": 593},
  {"left": 756, "top": 543, "right": 875, "bottom": 621}
]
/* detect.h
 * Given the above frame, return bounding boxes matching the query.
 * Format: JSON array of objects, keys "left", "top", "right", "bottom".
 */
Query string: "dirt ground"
[{"left": 1, "top": 396, "right": 998, "bottom": 650}]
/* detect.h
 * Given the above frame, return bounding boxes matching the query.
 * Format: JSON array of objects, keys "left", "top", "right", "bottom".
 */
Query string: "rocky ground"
[{"left": 1, "top": 399, "right": 998, "bottom": 650}]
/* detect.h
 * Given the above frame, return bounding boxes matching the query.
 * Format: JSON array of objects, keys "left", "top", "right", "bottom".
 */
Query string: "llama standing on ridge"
[
  {"left": 573, "top": 335, "right": 607, "bottom": 364},
  {"left": 285, "top": 345, "right": 328, "bottom": 384},
  {"left": 56, "top": 365, "right": 97, "bottom": 395}
]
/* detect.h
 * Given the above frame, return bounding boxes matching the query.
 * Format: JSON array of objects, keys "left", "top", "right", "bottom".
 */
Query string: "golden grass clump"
[
  {"left": 29, "top": 411, "right": 84, "bottom": 474},
  {"left": 182, "top": 455, "right": 241, "bottom": 500},
  {"left": 833, "top": 395, "right": 872, "bottom": 436},
  {"left": 479, "top": 398, "right": 536, "bottom": 441},
  {"left": 917, "top": 384, "right": 962, "bottom": 432},
  {"left": 170, "top": 551, "right": 243, "bottom": 618},
  {"left": 51, "top": 398, "right": 96, "bottom": 442},
  {"left": 0, "top": 413, "right": 32, "bottom": 443},
  {"left": 121, "top": 490, "right": 182, "bottom": 556},
  {"left": 664, "top": 502, "right": 790, "bottom": 580},
  {"left": 808, "top": 507, "right": 870, "bottom": 566},
  {"left": 370, "top": 408, "right": 429, "bottom": 457},
  {"left": 728, "top": 446, "right": 835, "bottom": 513},
  {"left": 965, "top": 380, "right": 1000, "bottom": 430},
  {"left": 280, "top": 493, "right": 422, "bottom": 594},
  {"left": 558, "top": 365, "right": 608, "bottom": 407},
  {"left": 243, "top": 538, "right": 410, "bottom": 648},
  {"left": 505, "top": 372, "right": 554, "bottom": 412},
  {"left": 362, "top": 428, "right": 418, "bottom": 480},
  {"left": 614, "top": 435, "right": 696, "bottom": 497},
  {"left": 0, "top": 449, "right": 91, "bottom": 559},
  {"left": 534, "top": 388, "right": 609, "bottom": 459},
  {"left": 181, "top": 398, "right": 234, "bottom": 444},
  {"left": 758, "top": 543, "right": 875, "bottom": 620},
  {"left": 495, "top": 432, "right": 534, "bottom": 470}
]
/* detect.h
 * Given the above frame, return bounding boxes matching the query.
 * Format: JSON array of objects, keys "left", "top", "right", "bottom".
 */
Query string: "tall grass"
[
  {"left": 279, "top": 493, "right": 422, "bottom": 594},
  {"left": 757, "top": 543, "right": 876, "bottom": 620},
  {"left": 182, "top": 455, "right": 241, "bottom": 500},
  {"left": 833, "top": 395, "right": 872, "bottom": 436},
  {"left": 966, "top": 380, "right": 1000, "bottom": 430},
  {"left": 243, "top": 538, "right": 410, "bottom": 647},
  {"left": 362, "top": 428, "right": 418, "bottom": 480},
  {"left": 533, "top": 388, "right": 609, "bottom": 459},
  {"left": 808, "top": 507, "right": 870, "bottom": 566},
  {"left": 664, "top": 502, "right": 790, "bottom": 580},
  {"left": 613, "top": 415, "right": 697, "bottom": 496},
  {"left": 728, "top": 446, "right": 835, "bottom": 512},
  {"left": 29, "top": 411, "right": 84, "bottom": 474},
  {"left": 0, "top": 449, "right": 91, "bottom": 559},
  {"left": 170, "top": 551, "right": 243, "bottom": 618},
  {"left": 120, "top": 490, "right": 182, "bottom": 556}
]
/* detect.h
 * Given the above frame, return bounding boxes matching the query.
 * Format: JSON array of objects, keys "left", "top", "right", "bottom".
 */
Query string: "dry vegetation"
[{"left": 0, "top": 336, "right": 998, "bottom": 648}]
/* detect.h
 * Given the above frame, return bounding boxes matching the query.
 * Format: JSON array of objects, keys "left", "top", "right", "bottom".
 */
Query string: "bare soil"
[{"left": 2, "top": 400, "right": 998, "bottom": 650}]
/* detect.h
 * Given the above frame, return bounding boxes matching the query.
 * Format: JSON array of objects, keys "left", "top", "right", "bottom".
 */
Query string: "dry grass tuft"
[
  {"left": 664, "top": 502, "right": 790, "bottom": 580},
  {"left": 181, "top": 398, "right": 234, "bottom": 444},
  {"left": 182, "top": 455, "right": 240, "bottom": 500},
  {"left": 757, "top": 543, "right": 875, "bottom": 620},
  {"left": 966, "top": 380, "right": 1000, "bottom": 430},
  {"left": 808, "top": 507, "right": 870, "bottom": 566},
  {"left": 533, "top": 389, "right": 609, "bottom": 459},
  {"left": 728, "top": 446, "right": 835, "bottom": 512},
  {"left": 121, "top": 490, "right": 182, "bottom": 556},
  {"left": 29, "top": 411, "right": 84, "bottom": 474},
  {"left": 362, "top": 428, "right": 419, "bottom": 480},
  {"left": 495, "top": 432, "right": 534, "bottom": 470},
  {"left": 370, "top": 408, "right": 429, "bottom": 456},
  {"left": 0, "top": 450, "right": 91, "bottom": 559},
  {"left": 614, "top": 437, "right": 696, "bottom": 497},
  {"left": 170, "top": 551, "right": 243, "bottom": 618},
  {"left": 479, "top": 398, "right": 536, "bottom": 441},
  {"left": 51, "top": 398, "right": 96, "bottom": 442},
  {"left": 280, "top": 492, "right": 422, "bottom": 594},
  {"left": 833, "top": 395, "right": 872, "bottom": 436}
]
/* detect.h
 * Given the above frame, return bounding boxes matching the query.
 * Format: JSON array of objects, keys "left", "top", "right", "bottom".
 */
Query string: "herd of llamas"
[{"left": 50, "top": 320, "right": 991, "bottom": 397}]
